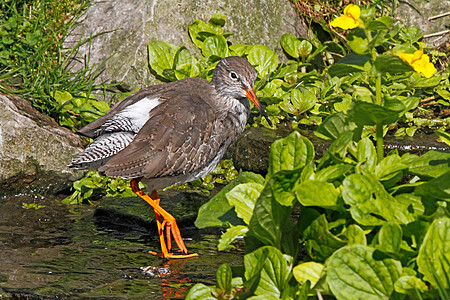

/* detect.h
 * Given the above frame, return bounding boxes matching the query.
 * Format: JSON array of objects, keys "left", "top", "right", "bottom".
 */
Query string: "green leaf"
[
  {"left": 295, "top": 180, "right": 340, "bottom": 209},
  {"left": 415, "top": 171, "right": 450, "bottom": 201},
  {"left": 244, "top": 246, "right": 291, "bottom": 298},
  {"left": 408, "top": 150, "right": 450, "bottom": 179},
  {"left": 185, "top": 283, "right": 216, "bottom": 300},
  {"left": 195, "top": 172, "right": 264, "bottom": 228},
  {"left": 292, "top": 262, "right": 324, "bottom": 288},
  {"left": 316, "top": 112, "right": 351, "bottom": 140},
  {"left": 188, "top": 18, "right": 224, "bottom": 49},
  {"left": 218, "top": 225, "right": 249, "bottom": 251},
  {"left": 280, "top": 34, "right": 301, "bottom": 59},
  {"left": 315, "top": 164, "right": 353, "bottom": 182},
  {"left": 374, "top": 54, "right": 413, "bottom": 75},
  {"left": 229, "top": 44, "right": 253, "bottom": 56},
  {"left": 53, "top": 90, "right": 73, "bottom": 105},
  {"left": 226, "top": 182, "right": 264, "bottom": 224},
  {"left": 147, "top": 40, "right": 179, "bottom": 79},
  {"left": 417, "top": 217, "right": 450, "bottom": 288},
  {"left": 343, "top": 224, "right": 367, "bottom": 246},
  {"left": 326, "top": 245, "right": 402, "bottom": 300},
  {"left": 375, "top": 154, "right": 408, "bottom": 181},
  {"left": 90, "top": 100, "right": 110, "bottom": 113},
  {"left": 376, "top": 222, "right": 403, "bottom": 254},
  {"left": 283, "top": 87, "right": 316, "bottom": 115},
  {"left": 342, "top": 172, "right": 421, "bottom": 225},
  {"left": 329, "top": 53, "right": 371, "bottom": 78},
  {"left": 216, "top": 263, "right": 232, "bottom": 294},
  {"left": 366, "top": 16, "right": 393, "bottom": 30},
  {"left": 173, "top": 47, "right": 200, "bottom": 79},
  {"left": 201, "top": 34, "right": 228, "bottom": 59},
  {"left": 280, "top": 87, "right": 316, "bottom": 115},
  {"left": 328, "top": 63, "right": 366, "bottom": 77},
  {"left": 247, "top": 45, "right": 278, "bottom": 78},
  {"left": 268, "top": 131, "right": 315, "bottom": 177},
  {"left": 435, "top": 130, "right": 450, "bottom": 146},
  {"left": 270, "top": 170, "right": 302, "bottom": 206},
  {"left": 247, "top": 179, "right": 296, "bottom": 255},
  {"left": 349, "top": 101, "right": 404, "bottom": 126},
  {"left": 411, "top": 75, "right": 442, "bottom": 88},
  {"left": 347, "top": 31, "right": 369, "bottom": 55},
  {"left": 356, "top": 137, "right": 377, "bottom": 171},
  {"left": 394, "top": 276, "right": 428, "bottom": 295},
  {"left": 209, "top": 13, "right": 227, "bottom": 26},
  {"left": 304, "top": 214, "right": 347, "bottom": 261},
  {"left": 299, "top": 40, "right": 313, "bottom": 57}
]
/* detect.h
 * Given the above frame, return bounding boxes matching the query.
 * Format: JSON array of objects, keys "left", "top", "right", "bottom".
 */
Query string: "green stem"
[
  {"left": 376, "top": 74, "right": 382, "bottom": 105},
  {"left": 375, "top": 74, "right": 384, "bottom": 161},
  {"left": 376, "top": 122, "right": 384, "bottom": 162}
]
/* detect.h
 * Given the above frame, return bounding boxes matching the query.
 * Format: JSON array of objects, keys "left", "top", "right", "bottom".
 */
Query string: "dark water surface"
[{"left": 0, "top": 190, "right": 242, "bottom": 299}]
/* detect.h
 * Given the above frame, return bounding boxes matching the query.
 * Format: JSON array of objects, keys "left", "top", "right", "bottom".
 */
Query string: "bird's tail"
[{"left": 68, "top": 132, "right": 135, "bottom": 170}]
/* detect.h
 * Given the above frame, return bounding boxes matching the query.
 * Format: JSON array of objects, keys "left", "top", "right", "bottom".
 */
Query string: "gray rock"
[
  {"left": 65, "top": 0, "right": 306, "bottom": 92},
  {"left": 396, "top": 0, "right": 450, "bottom": 47},
  {"left": 0, "top": 94, "right": 85, "bottom": 196}
]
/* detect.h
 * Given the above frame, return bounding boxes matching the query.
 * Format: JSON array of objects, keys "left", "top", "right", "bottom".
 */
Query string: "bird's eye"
[{"left": 229, "top": 71, "right": 239, "bottom": 80}]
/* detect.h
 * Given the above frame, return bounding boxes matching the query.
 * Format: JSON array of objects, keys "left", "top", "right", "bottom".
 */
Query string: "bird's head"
[{"left": 212, "top": 56, "right": 272, "bottom": 126}]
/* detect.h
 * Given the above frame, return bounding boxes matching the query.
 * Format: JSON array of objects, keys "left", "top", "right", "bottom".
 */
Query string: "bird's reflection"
[{"left": 141, "top": 258, "right": 194, "bottom": 299}]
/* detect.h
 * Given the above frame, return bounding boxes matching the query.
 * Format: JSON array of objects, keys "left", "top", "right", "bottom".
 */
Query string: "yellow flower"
[
  {"left": 330, "top": 4, "right": 361, "bottom": 30},
  {"left": 398, "top": 49, "right": 436, "bottom": 78}
]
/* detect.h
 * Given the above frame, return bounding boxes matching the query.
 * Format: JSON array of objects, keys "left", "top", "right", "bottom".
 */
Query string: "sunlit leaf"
[
  {"left": 202, "top": 34, "right": 228, "bottom": 59},
  {"left": 195, "top": 172, "right": 264, "bottom": 228},
  {"left": 280, "top": 34, "right": 301, "bottom": 59},
  {"left": 247, "top": 45, "right": 278, "bottom": 78},
  {"left": 376, "top": 222, "right": 402, "bottom": 254},
  {"left": 218, "top": 225, "right": 248, "bottom": 251},
  {"left": 244, "top": 246, "right": 291, "bottom": 298},
  {"left": 394, "top": 276, "right": 429, "bottom": 295},
  {"left": 147, "top": 40, "right": 179, "bottom": 80},
  {"left": 343, "top": 224, "right": 367, "bottom": 245},
  {"left": 268, "top": 131, "right": 315, "bottom": 177},
  {"left": 226, "top": 182, "right": 264, "bottom": 224},
  {"left": 417, "top": 217, "right": 450, "bottom": 288},
  {"left": 185, "top": 283, "right": 215, "bottom": 300},
  {"left": 293, "top": 262, "right": 324, "bottom": 288},
  {"left": 408, "top": 150, "right": 450, "bottom": 178},
  {"left": 216, "top": 263, "right": 232, "bottom": 294},
  {"left": 326, "top": 245, "right": 402, "bottom": 299},
  {"left": 295, "top": 180, "right": 340, "bottom": 209}
]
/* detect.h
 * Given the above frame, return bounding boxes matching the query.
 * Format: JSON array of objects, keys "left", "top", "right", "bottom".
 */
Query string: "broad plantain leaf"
[
  {"left": 326, "top": 245, "right": 402, "bottom": 300},
  {"left": 268, "top": 131, "right": 314, "bottom": 177},
  {"left": 195, "top": 172, "right": 264, "bottom": 228},
  {"left": 148, "top": 40, "right": 180, "bottom": 80},
  {"left": 244, "top": 246, "right": 291, "bottom": 298},
  {"left": 226, "top": 182, "right": 264, "bottom": 224},
  {"left": 292, "top": 262, "right": 324, "bottom": 288},
  {"left": 417, "top": 217, "right": 450, "bottom": 288},
  {"left": 295, "top": 180, "right": 340, "bottom": 209},
  {"left": 247, "top": 45, "right": 278, "bottom": 78}
]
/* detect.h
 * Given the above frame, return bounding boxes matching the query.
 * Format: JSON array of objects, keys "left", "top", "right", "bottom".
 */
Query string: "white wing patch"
[{"left": 117, "top": 96, "right": 161, "bottom": 132}]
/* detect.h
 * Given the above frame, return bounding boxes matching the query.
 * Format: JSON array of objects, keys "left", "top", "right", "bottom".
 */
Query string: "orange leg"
[{"left": 130, "top": 179, "right": 198, "bottom": 259}]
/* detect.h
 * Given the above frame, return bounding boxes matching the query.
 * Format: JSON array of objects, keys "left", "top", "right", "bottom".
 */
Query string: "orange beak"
[{"left": 245, "top": 89, "right": 273, "bottom": 127}]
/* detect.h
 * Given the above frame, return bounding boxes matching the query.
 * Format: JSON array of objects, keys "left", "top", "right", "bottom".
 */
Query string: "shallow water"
[{"left": 0, "top": 190, "right": 243, "bottom": 299}]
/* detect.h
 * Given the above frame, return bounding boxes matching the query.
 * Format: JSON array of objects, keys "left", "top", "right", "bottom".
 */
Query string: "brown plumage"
[{"left": 68, "top": 56, "right": 271, "bottom": 259}]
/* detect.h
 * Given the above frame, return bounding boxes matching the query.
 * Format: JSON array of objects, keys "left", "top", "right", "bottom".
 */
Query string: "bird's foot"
[
  {"left": 148, "top": 250, "right": 198, "bottom": 259},
  {"left": 155, "top": 219, "right": 198, "bottom": 259}
]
